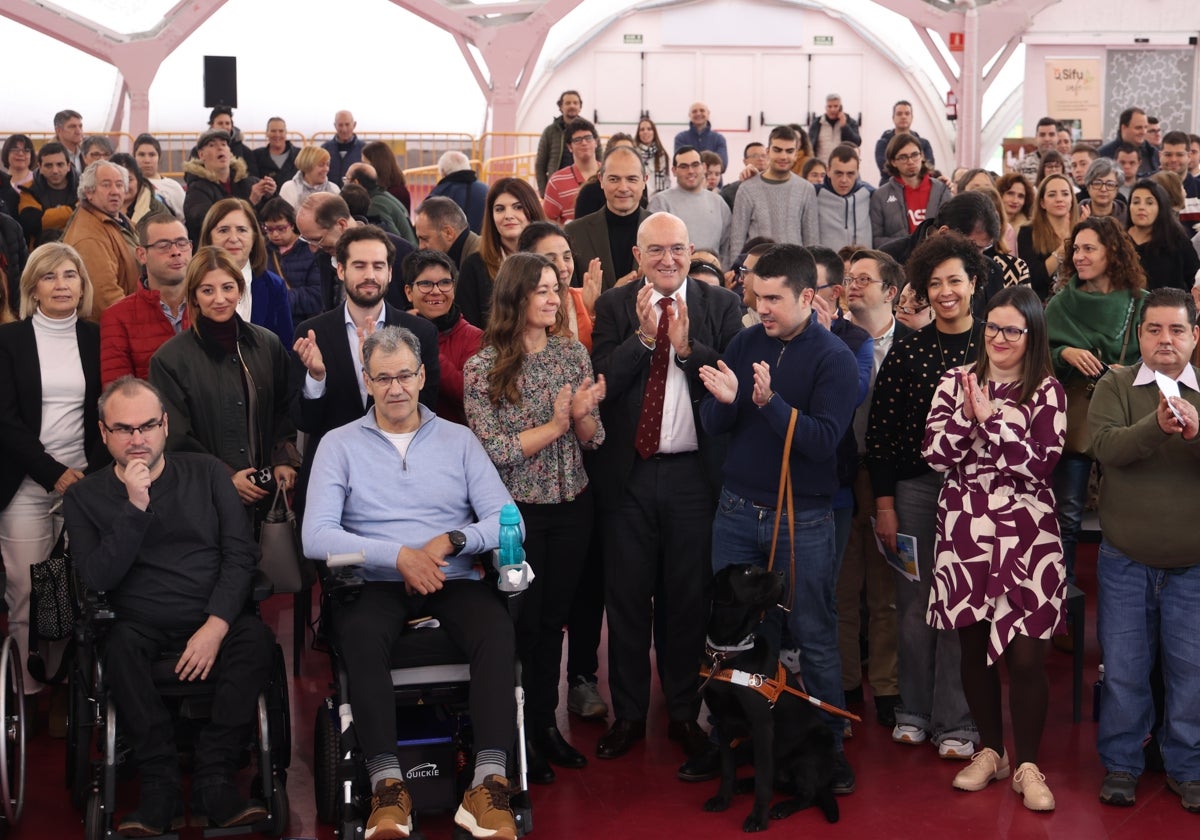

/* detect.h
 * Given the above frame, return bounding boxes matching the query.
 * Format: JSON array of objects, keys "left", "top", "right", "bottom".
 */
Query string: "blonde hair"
[
  {"left": 295, "top": 145, "right": 332, "bottom": 176},
  {"left": 19, "top": 242, "right": 95, "bottom": 319}
]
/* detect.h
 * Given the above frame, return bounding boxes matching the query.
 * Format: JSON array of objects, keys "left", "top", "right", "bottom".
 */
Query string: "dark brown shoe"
[
  {"left": 596, "top": 719, "right": 645, "bottom": 759},
  {"left": 667, "top": 720, "right": 711, "bottom": 759}
]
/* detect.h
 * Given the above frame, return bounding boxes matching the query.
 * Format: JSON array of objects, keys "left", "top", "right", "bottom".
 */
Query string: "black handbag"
[{"left": 28, "top": 525, "right": 78, "bottom": 684}]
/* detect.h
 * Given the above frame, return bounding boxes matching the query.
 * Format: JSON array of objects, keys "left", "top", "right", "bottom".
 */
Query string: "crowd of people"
[{"left": 0, "top": 93, "right": 1198, "bottom": 839}]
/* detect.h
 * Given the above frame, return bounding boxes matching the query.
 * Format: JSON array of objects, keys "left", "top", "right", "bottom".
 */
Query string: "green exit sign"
[
  {"left": 813, "top": 35, "right": 834, "bottom": 46},
  {"left": 624, "top": 34, "right": 643, "bottom": 44}
]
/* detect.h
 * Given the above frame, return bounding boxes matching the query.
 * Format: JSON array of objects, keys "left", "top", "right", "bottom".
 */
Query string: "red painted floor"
[{"left": 12, "top": 542, "right": 1199, "bottom": 838}]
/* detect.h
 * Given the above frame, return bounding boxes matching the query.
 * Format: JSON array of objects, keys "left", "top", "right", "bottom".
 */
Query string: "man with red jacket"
[{"left": 99, "top": 212, "right": 191, "bottom": 384}]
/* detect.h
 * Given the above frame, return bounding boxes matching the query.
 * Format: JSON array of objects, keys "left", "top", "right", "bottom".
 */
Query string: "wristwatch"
[{"left": 447, "top": 530, "right": 467, "bottom": 555}]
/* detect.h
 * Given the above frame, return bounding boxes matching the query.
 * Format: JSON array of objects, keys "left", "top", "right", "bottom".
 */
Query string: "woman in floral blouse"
[{"left": 462, "top": 252, "right": 605, "bottom": 785}]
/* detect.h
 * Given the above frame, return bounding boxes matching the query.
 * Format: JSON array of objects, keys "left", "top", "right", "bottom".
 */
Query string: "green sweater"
[
  {"left": 1044, "top": 277, "right": 1143, "bottom": 383},
  {"left": 1089, "top": 363, "right": 1200, "bottom": 568}
]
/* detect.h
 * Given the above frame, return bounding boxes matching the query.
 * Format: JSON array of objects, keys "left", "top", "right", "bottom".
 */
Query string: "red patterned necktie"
[{"left": 635, "top": 297, "right": 673, "bottom": 459}]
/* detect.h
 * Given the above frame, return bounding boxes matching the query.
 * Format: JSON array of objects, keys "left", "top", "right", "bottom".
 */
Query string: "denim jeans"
[
  {"left": 892, "top": 473, "right": 976, "bottom": 744},
  {"left": 1053, "top": 453, "right": 1093, "bottom": 585},
  {"left": 711, "top": 486, "right": 844, "bottom": 749},
  {"left": 1096, "top": 541, "right": 1200, "bottom": 781}
]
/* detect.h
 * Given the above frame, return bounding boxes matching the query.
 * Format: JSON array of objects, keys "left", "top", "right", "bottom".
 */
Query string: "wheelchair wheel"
[
  {"left": 66, "top": 663, "right": 93, "bottom": 809},
  {"left": 313, "top": 703, "right": 340, "bottom": 824},
  {"left": 268, "top": 775, "right": 289, "bottom": 837},
  {"left": 0, "top": 636, "right": 26, "bottom": 825},
  {"left": 267, "top": 645, "right": 291, "bottom": 773},
  {"left": 84, "top": 790, "right": 105, "bottom": 840}
]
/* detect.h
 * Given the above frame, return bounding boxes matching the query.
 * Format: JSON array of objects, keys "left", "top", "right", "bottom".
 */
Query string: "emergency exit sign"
[
  {"left": 624, "top": 34, "right": 643, "bottom": 44},
  {"left": 813, "top": 35, "right": 834, "bottom": 46}
]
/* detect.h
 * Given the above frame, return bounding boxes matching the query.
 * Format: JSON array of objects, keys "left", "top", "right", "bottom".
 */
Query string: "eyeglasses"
[
  {"left": 102, "top": 415, "right": 165, "bottom": 439},
  {"left": 144, "top": 237, "right": 192, "bottom": 253},
  {"left": 411, "top": 278, "right": 455, "bottom": 293},
  {"left": 263, "top": 224, "right": 292, "bottom": 235},
  {"left": 897, "top": 304, "right": 929, "bottom": 316},
  {"left": 983, "top": 323, "right": 1029, "bottom": 341},
  {"left": 843, "top": 274, "right": 884, "bottom": 289},
  {"left": 367, "top": 369, "right": 421, "bottom": 388},
  {"left": 570, "top": 135, "right": 597, "bottom": 145},
  {"left": 892, "top": 151, "right": 922, "bottom": 163},
  {"left": 643, "top": 244, "right": 689, "bottom": 259},
  {"left": 1089, "top": 180, "right": 1119, "bottom": 191}
]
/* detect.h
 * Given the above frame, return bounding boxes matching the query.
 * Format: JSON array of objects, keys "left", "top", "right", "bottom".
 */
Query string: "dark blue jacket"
[
  {"left": 251, "top": 269, "right": 295, "bottom": 351},
  {"left": 673, "top": 122, "right": 728, "bottom": 169},
  {"left": 429, "top": 170, "right": 489, "bottom": 234}
]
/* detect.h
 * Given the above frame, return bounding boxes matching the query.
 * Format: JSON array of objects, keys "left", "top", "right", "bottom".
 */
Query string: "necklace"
[{"left": 934, "top": 323, "right": 976, "bottom": 371}]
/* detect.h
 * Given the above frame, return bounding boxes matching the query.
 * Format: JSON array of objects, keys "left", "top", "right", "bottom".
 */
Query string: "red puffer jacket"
[{"left": 100, "top": 285, "right": 190, "bottom": 385}]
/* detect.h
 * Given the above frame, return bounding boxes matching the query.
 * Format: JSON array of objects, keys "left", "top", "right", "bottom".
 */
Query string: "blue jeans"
[
  {"left": 711, "top": 486, "right": 844, "bottom": 749},
  {"left": 892, "top": 473, "right": 976, "bottom": 744},
  {"left": 1053, "top": 453, "right": 1092, "bottom": 585},
  {"left": 1097, "top": 541, "right": 1200, "bottom": 781}
]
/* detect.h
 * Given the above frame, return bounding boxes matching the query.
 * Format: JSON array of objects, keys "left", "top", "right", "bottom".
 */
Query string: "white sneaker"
[
  {"left": 938, "top": 737, "right": 975, "bottom": 760},
  {"left": 892, "top": 724, "right": 927, "bottom": 745},
  {"left": 566, "top": 676, "right": 608, "bottom": 720}
]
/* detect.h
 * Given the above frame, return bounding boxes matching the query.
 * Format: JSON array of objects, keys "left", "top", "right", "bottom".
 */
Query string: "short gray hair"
[
  {"left": 415, "top": 196, "right": 468, "bottom": 234},
  {"left": 362, "top": 326, "right": 422, "bottom": 374},
  {"left": 1084, "top": 156, "right": 1123, "bottom": 188},
  {"left": 97, "top": 375, "right": 165, "bottom": 423},
  {"left": 79, "top": 160, "right": 128, "bottom": 202},
  {"left": 438, "top": 150, "right": 472, "bottom": 177}
]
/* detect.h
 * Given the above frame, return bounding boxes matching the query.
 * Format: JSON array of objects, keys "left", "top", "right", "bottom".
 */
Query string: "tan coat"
[{"left": 63, "top": 201, "right": 139, "bottom": 318}]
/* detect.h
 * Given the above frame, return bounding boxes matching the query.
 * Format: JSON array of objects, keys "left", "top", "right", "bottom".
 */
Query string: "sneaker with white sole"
[
  {"left": 938, "top": 737, "right": 975, "bottom": 760},
  {"left": 454, "top": 775, "right": 517, "bottom": 840},
  {"left": 1012, "top": 762, "right": 1055, "bottom": 811},
  {"left": 953, "top": 748, "right": 1009, "bottom": 791},
  {"left": 567, "top": 676, "right": 608, "bottom": 720},
  {"left": 892, "top": 724, "right": 927, "bottom": 745}
]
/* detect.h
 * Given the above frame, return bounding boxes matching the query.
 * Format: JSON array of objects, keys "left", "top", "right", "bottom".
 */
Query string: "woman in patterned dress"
[
  {"left": 462, "top": 252, "right": 605, "bottom": 785},
  {"left": 923, "top": 284, "right": 1066, "bottom": 810}
]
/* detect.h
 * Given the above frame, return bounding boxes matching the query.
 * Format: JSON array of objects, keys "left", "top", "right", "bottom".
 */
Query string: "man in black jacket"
[
  {"left": 65, "top": 376, "right": 274, "bottom": 835},
  {"left": 252, "top": 117, "right": 299, "bottom": 195}
]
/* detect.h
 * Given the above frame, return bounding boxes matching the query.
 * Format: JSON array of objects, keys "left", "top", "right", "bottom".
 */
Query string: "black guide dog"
[{"left": 700, "top": 564, "right": 839, "bottom": 831}]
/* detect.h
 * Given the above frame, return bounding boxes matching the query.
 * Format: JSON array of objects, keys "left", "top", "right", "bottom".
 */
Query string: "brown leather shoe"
[{"left": 596, "top": 719, "right": 645, "bottom": 759}]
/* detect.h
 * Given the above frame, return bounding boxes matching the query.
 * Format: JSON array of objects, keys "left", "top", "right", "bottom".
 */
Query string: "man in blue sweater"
[
  {"left": 302, "top": 325, "right": 522, "bottom": 840},
  {"left": 699, "top": 243, "right": 860, "bottom": 794}
]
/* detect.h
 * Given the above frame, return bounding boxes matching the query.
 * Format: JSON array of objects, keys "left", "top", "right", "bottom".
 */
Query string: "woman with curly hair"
[
  {"left": 456, "top": 177, "right": 545, "bottom": 328},
  {"left": 462, "top": 252, "right": 605, "bottom": 785},
  {"left": 636, "top": 119, "right": 670, "bottom": 197},
  {"left": 1045, "top": 215, "right": 1145, "bottom": 589},
  {"left": 1126, "top": 178, "right": 1200, "bottom": 291},
  {"left": 1017, "top": 174, "right": 1079, "bottom": 301},
  {"left": 866, "top": 231, "right": 987, "bottom": 760}
]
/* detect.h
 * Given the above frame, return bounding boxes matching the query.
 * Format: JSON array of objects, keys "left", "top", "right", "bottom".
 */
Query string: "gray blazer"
[{"left": 869, "top": 176, "right": 950, "bottom": 250}]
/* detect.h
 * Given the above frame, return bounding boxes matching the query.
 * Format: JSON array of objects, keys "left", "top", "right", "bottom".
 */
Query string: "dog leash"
[
  {"left": 698, "top": 660, "right": 862, "bottom": 723},
  {"left": 767, "top": 408, "right": 798, "bottom": 612}
]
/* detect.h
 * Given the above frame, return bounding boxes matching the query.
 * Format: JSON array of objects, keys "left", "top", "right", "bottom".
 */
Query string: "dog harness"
[{"left": 698, "top": 657, "right": 862, "bottom": 723}]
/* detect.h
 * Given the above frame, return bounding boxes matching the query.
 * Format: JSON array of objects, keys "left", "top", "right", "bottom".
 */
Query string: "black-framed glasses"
[
  {"left": 1089, "top": 180, "right": 1119, "bottom": 191},
  {"left": 984, "top": 323, "right": 1029, "bottom": 341},
  {"left": 892, "top": 151, "right": 922, "bottom": 163},
  {"left": 367, "top": 369, "right": 421, "bottom": 388},
  {"left": 102, "top": 415, "right": 165, "bottom": 439},
  {"left": 411, "top": 278, "right": 455, "bottom": 293},
  {"left": 843, "top": 274, "right": 884, "bottom": 289},
  {"left": 144, "top": 237, "right": 192, "bottom": 254},
  {"left": 569, "top": 135, "right": 597, "bottom": 145}
]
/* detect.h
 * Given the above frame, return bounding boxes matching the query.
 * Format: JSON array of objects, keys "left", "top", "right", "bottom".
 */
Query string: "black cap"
[{"left": 197, "top": 129, "right": 231, "bottom": 150}]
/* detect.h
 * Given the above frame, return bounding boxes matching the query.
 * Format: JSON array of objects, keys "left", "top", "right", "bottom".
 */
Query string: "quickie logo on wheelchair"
[{"left": 406, "top": 762, "right": 441, "bottom": 780}]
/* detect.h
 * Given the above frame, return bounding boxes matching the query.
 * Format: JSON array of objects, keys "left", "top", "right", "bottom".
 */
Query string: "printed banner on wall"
[{"left": 1045, "top": 58, "right": 1102, "bottom": 139}]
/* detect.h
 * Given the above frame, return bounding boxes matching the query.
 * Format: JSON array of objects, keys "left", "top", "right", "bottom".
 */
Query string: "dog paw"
[
  {"left": 741, "top": 813, "right": 769, "bottom": 832},
  {"left": 703, "top": 795, "right": 731, "bottom": 813},
  {"left": 769, "top": 799, "right": 803, "bottom": 820}
]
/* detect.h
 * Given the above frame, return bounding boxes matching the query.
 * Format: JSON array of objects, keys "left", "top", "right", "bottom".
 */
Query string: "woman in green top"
[{"left": 1044, "top": 216, "right": 1145, "bottom": 589}]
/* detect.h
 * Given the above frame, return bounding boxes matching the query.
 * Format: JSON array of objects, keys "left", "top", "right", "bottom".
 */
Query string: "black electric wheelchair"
[
  {"left": 65, "top": 573, "right": 291, "bottom": 839},
  {"left": 311, "top": 556, "right": 534, "bottom": 838},
  {"left": 0, "top": 633, "right": 25, "bottom": 836}
]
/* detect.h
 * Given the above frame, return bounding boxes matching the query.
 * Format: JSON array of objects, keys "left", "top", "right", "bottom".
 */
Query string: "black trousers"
[
  {"left": 604, "top": 453, "right": 713, "bottom": 722},
  {"left": 104, "top": 613, "right": 274, "bottom": 786},
  {"left": 334, "top": 579, "right": 516, "bottom": 761},
  {"left": 517, "top": 489, "right": 592, "bottom": 729}
]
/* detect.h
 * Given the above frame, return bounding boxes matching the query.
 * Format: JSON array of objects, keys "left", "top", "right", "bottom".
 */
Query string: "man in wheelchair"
[
  {"left": 303, "top": 325, "right": 524, "bottom": 840},
  {"left": 64, "top": 376, "right": 276, "bottom": 836}
]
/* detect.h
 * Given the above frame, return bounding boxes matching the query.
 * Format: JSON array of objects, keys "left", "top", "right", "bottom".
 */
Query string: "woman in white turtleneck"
[{"left": 0, "top": 243, "right": 103, "bottom": 706}]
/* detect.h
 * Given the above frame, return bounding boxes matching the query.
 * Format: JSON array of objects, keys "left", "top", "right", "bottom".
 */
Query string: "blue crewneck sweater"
[{"left": 701, "top": 314, "right": 859, "bottom": 505}]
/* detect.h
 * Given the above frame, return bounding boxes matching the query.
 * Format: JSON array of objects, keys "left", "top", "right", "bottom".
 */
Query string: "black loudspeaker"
[{"left": 204, "top": 56, "right": 238, "bottom": 108}]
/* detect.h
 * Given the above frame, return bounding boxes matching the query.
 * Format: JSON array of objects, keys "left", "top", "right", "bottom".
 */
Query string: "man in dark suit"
[
  {"left": 291, "top": 225, "right": 438, "bottom": 520},
  {"left": 589, "top": 211, "right": 743, "bottom": 765},
  {"left": 565, "top": 146, "right": 650, "bottom": 292}
]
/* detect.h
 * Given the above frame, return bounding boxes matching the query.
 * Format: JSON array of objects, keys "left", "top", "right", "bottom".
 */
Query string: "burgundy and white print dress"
[{"left": 922, "top": 369, "right": 1067, "bottom": 665}]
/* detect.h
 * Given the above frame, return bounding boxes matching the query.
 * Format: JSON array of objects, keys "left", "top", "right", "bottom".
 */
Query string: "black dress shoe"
[
  {"left": 524, "top": 735, "right": 556, "bottom": 784},
  {"left": 667, "top": 720, "right": 711, "bottom": 759},
  {"left": 596, "top": 719, "right": 645, "bottom": 759},
  {"left": 677, "top": 744, "right": 721, "bottom": 782},
  {"left": 535, "top": 725, "right": 587, "bottom": 769},
  {"left": 874, "top": 693, "right": 900, "bottom": 727}
]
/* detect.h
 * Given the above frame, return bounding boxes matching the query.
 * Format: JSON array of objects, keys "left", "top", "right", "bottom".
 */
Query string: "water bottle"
[
  {"left": 497, "top": 504, "right": 524, "bottom": 568},
  {"left": 1092, "top": 664, "right": 1105, "bottom": 722}
]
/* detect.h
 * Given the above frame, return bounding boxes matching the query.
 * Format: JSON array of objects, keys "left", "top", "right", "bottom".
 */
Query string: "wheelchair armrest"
[
  {"left": 323, "top": 565, "right": 365, "bottom": 603},
  {"left": 84, "top": 589, "right": 116, "bottom": 624},
  {"left": 251, "top": 569, "right": 274, "bottom": 602}
]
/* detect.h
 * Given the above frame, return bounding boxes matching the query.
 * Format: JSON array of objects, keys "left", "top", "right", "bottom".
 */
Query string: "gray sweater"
[
  {"left": 647, "top": 186, "right": 732, "bottom": 265},
  {"left": 729, "top": 173, "right": 818, "bottom": 253}
]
